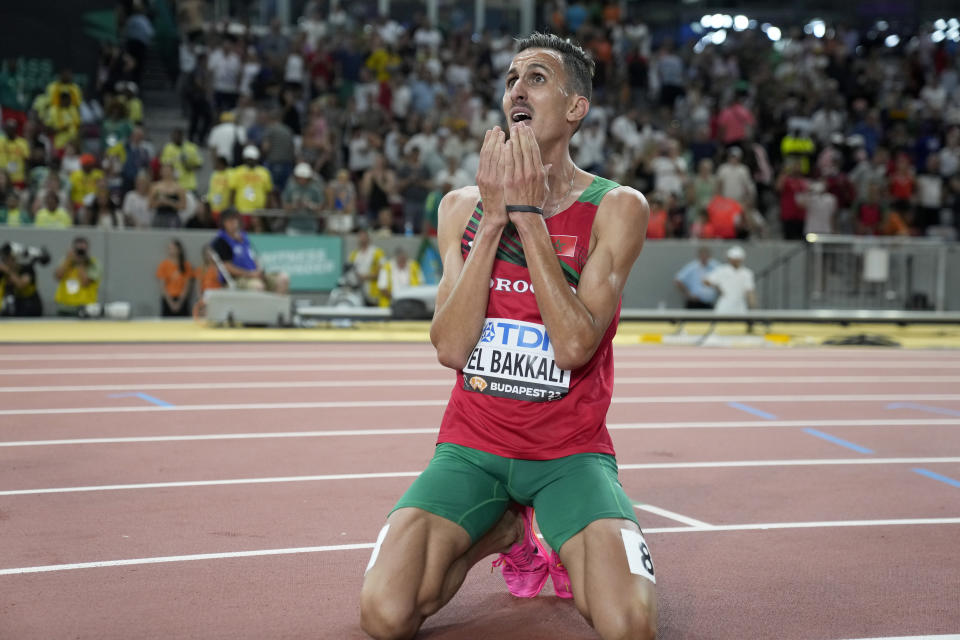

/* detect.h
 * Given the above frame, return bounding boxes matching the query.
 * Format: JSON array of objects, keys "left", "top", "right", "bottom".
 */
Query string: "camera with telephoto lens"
[{"left": 0, "top": 242, "right": 52, "bottom": 268}]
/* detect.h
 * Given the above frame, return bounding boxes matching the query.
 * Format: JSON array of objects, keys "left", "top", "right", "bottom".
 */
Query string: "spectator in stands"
[
  {"left": 1, "top": 120, "right": 29, "bottom": 189},
  {"left": 186, "top": 51, "right": 214, "bottom": 144},
  {"left": 326, "top": 168, "right": 357, "bottom": 233},
  {"left": 687, "top": 158, "right": 718, "bottom": 226},
  {"left": 376, "top": 247, "right": 422, "bottom": 307},
  {"left": 161, "top": 129, "right": 203, "bottom": 193},
  {"left": 211, "top": 209, "right": 289, "bottom": 293},
  {"left": 69, "top": 154, "right": 103, "bottom": 213},
  {"left": 360, "top": 153, "right": 397, "bottom": 229},
  {"left": 348, "top": 228, "right": 386, "bottom": 306},
  {"left": 85, "top": 182, "right": 127, "bottom": 229},
  {"left": 150, "top": 163, "right": 186, "bottom": 228},
  {"left": 716, "top": 147, "right": 755, "bottom": 212},
  {"left": 53, "top": 236, "right": 100, "bottom": 315},
  {"left": 283, "top": 162, "right": 326, "bottom": 234},
  {"left": 674, "top": 247, "right": 720, "bottom": 309},
  {"left": 704, "top": 193, "right": 743, "bottom": 240},
  {"left": 777, "top": 158, "right": 807, "bottom": 240},
  {"left": 206, "top": 155, "right": 232, "bottom": 224},
  {"left": 916, "top": 155, "right": 944, "bottom": 233},
  {"left": 856, "top": 183, "right": 884, "bottom": 236},
  {"left": 122, "top": 171, "right": 153, "bottom": 228},
  {"left": 155, "top": 239, "right": 194, "bottom": 316},
  {"left": 209, "top": 37, "right": 242, "bottom": 114},
  {"left": 1, "top": 191, "right": 30, "bottom": 226},
  {"left": 262, "top": 109, "right": 296, "bottom": 191},
  {"left": 716, "top": 91, "right": 755, "bottom": 149},
  {"left": 207, "top": 111, "right": 246, "bottom": 167},
  {"left": 123, "top": 1, "right": 154, "bottom": 85},
  {"left": 34, "top": 192, "right": 73, "bottom": 229},
  {"left": 228, "top": 145, "right": 274, "bottom": 231},
  {"left": 395, "top": 147, "right": 430, "bottom": 234},
  {"left": 798, "top": 180, "right": 837, "bottom": 236},
  {"left": 705, "top": 245, "right": 756, "bottom": 314},
  {"left": 120, "top": 126, "right": 153, "bottom": 193},
  {"left": 0, "top": 241, "right": 42, "bottom": 316}
]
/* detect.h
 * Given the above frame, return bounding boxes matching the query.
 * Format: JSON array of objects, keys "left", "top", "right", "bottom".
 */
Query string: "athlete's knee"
[
  {"left": 359, "top": 585, "right": 419, "bottom": 640},
  {"left": 592, "top": 603, "right": 656, "bottom": 640}
]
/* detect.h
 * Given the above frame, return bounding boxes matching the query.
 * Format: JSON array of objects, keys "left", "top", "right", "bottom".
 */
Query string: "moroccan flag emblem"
[{"left": 550, "top": 235, "right": 577, "bottom": 257}]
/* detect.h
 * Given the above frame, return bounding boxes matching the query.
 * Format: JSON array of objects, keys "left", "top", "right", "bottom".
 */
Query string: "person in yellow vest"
[
  {"left": 45, "top": 69, "right": 83, "bottom": 151},
  {"left": 46, "top": 69, "right": 83, "bottom": 111},
  {"left": 228, "top": 145, "right": 274, "bottom": 230},
  {"left": 69, "top": 155, "right": 104, "bottom": 211},
  {"left": 206, "top": 155, "right": 232, "bottom": 224},
  {"left": 348, "top": 228, "right": 386, "bottom": 306},
  {"left": 0, "top": 120, "right": 30, "bottom": 188},
  {"left": 122, "top": 82, "right": 144, "bottom": 124},
  {"left": 161, "top": 128, "right": 203, "bottom": 192},
  {"left": 34, "top": 192, "right": 73, "bottom": 228},
  {"left": 376, "top": 247, "right": 422, "bottom": 307},
  {"left": 54, "top": 236, "right": 101, "bottom": 316}
]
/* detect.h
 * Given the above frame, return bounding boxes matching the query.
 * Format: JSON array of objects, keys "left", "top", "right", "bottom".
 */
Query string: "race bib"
[
  {"left": 65, "top": 279, "right": 80, "bottom": 295},
  {"left": 7, "top": 162, "right": 17, "bottom": 173},
  {"left": 461, "top": 317, "right": 570, "bottom": 402},
  {"left": 212, "top": 193, "right": 223, "bottom": 206},
  {"left": 244, "top": 185, "right": 257, "bottom": 202}
]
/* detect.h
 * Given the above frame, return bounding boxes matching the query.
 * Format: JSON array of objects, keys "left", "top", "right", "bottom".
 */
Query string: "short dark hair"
[{"left": 515, "top": 32, "right": 595, "bottom": 101}]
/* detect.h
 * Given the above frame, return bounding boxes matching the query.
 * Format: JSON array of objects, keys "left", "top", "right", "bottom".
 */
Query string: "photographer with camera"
[
  {"left": 53, "top": 237, "right": 101, "bottom": 316},
  {"left": 0, "top": 242, "right": 45, "bottom": 316}
]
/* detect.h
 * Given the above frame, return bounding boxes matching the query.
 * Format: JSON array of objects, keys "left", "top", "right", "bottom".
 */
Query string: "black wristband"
[{"left": 505, "top": 205, "right": 544, "bottom": 215}]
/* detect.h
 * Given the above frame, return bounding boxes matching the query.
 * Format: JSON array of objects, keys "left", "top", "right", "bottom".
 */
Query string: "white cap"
[
  {"left": 242, "top": 145, "right": 260, "bottom": 160},
  {"left": 727, "top": 245, "right": 746, "bottom": 260},
  {"left": 293, "top": 162, "right": 312, "bottom": 179}
]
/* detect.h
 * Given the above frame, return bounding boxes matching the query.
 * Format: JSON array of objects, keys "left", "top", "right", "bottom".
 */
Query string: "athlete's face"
[{"left": 503, "top": 48, "right": 580, "bottom": 142}]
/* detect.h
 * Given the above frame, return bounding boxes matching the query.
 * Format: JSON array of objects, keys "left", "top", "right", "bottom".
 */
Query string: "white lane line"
[
  {"left": 634, "top": 503, "right": 712, "bottom": 528},
  {"left": 3, "top": 517, "right": 959, "bottom": 576},
  {"left": 5, "top": 394, "right": 960, "bottom": 416},
  {"left": 0, "top": 544, "right": 377, "bottom": 575},
  {"left": 842, "top": 636, "right": 960, "bottom": 640},
  {"left": 5, "top": 375, "right": 960, "bottom": 393},
  {"left": 3, "top": 360, "right": 960, "bottom": 375},
  {"left": 0, "top": 428, "right": 440, "bottom": 446},
  {"left": 4, "top": 458, "right": 959, "bottom": 496},
  {"left": 4, "top": 348, "right": 955, "bottom": 361},
  {"left": 0, "top": 471, "right": 423, "bottom": 496},
  {"left": 0, "top": 350, "right": 436, "bottom": 362},
  {"left": 3, "top": 419, "right": 958, "bottom": 447}
]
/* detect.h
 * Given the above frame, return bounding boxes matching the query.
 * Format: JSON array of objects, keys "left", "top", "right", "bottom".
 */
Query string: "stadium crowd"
[{"left": 2, "top": 2, "right": 959, "bottom": 243}]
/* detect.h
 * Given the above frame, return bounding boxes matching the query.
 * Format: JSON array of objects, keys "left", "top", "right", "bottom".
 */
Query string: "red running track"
[{"left": 1, "top": 343, "right": 959, "bottom": 640}]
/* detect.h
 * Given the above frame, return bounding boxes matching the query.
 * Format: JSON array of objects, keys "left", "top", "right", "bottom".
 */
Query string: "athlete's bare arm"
[
  {"left": 505, "top": 123, "right": 648, "bottom": 370},
  {"left": 430, "top": 128, "right": 509, "bottom": 370}
]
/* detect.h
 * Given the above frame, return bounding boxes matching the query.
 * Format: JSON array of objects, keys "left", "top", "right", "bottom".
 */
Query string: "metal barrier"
[{"left": 806, "top": 235, "right": 949, "bottom": 311}]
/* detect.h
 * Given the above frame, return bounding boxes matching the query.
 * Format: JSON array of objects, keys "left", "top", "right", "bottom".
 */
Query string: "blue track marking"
[
  {"left": 886, "top": 402, "right": 960, "bottom": 417},
  {"left": 912, "top": 468, "right": 960, "bottom": 488},
  {"left": 726, "top": 402, "right": 778, "bottom": 420},
  {"left": 802, "top": 428, "right": 874, "bottom": 454},
  {"left": 108, "top": 393, "right": 175, "bottom": 408}
]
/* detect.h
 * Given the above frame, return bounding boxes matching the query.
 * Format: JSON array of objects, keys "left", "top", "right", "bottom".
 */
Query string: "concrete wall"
[{"left": 2, "top": 227, "right": 958, "bottom": 317}]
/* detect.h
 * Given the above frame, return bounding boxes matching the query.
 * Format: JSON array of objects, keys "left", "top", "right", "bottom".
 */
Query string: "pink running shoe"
[
  {"left": 546, "top": 549, "right": 573, "bottom": 599},
  {"left": 491, "top": 506, "right": 549, "bottom": 598}
]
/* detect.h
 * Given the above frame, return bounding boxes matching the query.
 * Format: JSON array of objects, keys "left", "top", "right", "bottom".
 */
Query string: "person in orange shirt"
[
  {"left": 705, "top": 194, "right": 743, "bottom": 239},
  {"left": 155, "top": 239, "right": 194, "bottom": 316},
  {"left": 645, "top": 194, "right": 668, "bottom": 239}
]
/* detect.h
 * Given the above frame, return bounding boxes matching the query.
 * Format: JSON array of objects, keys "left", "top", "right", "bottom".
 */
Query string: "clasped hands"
[{"left": 476, "top": 123, "right": 551, "bottom": 226}]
